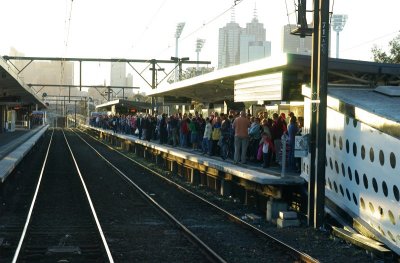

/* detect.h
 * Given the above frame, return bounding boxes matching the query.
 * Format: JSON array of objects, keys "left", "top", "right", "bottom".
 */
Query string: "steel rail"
[
  {"left": 11, "top": 129, "right": 55, "bottom": 263},
  {"left": 78, "top": 128, "right": 320, "bottom": 263},
  {"left": 71, "top": 129, "right": 227, "bottom": 263},
  {"left": 62, "top": 129, "right": 115, "bottom": 263}
]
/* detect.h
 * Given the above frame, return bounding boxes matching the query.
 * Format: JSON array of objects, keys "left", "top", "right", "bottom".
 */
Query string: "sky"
[{"left": 1, "top": 0, "right": 399, "bottom": 94}]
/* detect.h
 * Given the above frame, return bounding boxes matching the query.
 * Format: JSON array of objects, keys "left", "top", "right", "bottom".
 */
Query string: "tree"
[{"left": 371, "top": 34, "right": 400, "bottom": 63}]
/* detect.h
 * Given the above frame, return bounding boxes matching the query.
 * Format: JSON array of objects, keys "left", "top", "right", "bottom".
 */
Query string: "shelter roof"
[
  {"left": 95, "top": 99, "right": 151, "bottom": 110},
  {"left": 0, "top": 58, "right": 46, "bottom": 107},
  {"left": 148, "top": 53, "right": 400, "bottom": 103}
]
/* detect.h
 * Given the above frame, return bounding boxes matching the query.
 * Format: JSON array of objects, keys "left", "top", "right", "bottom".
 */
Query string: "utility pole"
[{"left": 314, "top": 0, "right": 330, "bottom": 228}]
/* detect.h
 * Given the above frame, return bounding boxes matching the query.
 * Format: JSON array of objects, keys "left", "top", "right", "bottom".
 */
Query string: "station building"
[
  {"left": 148, "top": 53, "right": 400, "bottom": 254},
  {"left": 0, "top": 57, "right": 47, "bottom": 132}
]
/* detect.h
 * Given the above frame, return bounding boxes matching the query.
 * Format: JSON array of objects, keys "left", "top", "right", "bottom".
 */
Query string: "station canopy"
[
  {"left": 148, "top": 53, "right": 400, "bottom": 104},
  {"left": 0, "top": 57, "right": 46, "bottom": 107},
  {"left": 95, "top": 99, "right": 151, "bottom": 114}
]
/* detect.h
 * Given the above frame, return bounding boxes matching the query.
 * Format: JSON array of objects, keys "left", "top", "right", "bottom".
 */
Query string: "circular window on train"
[
  {"left": 361, "top": 145, "right": 366, "bottom": 160},
  {"left": 348, "top": 167, "right": 353, "bottom": 181},
  {"left": 329, "top": 157, "right": 333, "bottom": 170},
  {"left": 379, "top": 150, "right": 385, "bottom": 166},
  {"left": 353, "top": 142, "right": 357, "bottom": 157},
  {"left": 354, "top": 170, "right": 359, "bottom": 185},
  {"left": 339, "top": 137, "right": 343, "bottom": 150},
  {"left": 339, "top": 185, "right": 344, "bottom": 196},
  {"left": 360, "top": 197, "right": 365, "bottom": 210},
  {"left": 370, "top": 147, "right": 374, "bottom": 162},
  {"left": 346, "top": 140, "right": 350, "bottom": 154},
  {"left": 345, "top": 116, "right": 350, "bottom": 125},
  {"left": 333, "top": 134, "right": 337, "bottom": 148},
  {"left": 352, "top": 193, "right": 358, "bottom": 206},
  {"left": 334, "top": 181, "right": 338, "bottom": 193},
  {"left": 388, "top": 210, "right": 396, "bottom": 225},
  {"left": 382, "top": 181, "right": 388, "bottom": 197},
  {"left": 363, "top": 173, "right": 368, "bottom": 189},
  {"left": 353, "top": 118, "right": 358, "bottom": 128},
  {"left": 372, "top": 178, "right": 378, "bottom": 193},
  {"left": 341, "top": 163, "right": 345, "bottom": 177},
  {"left": 328, "top": 178, "right": 332, "bottom": 190},
  {"left": 346, "top": 188, "right": 351, "bottom": 201},
  {"left": 393, "top": 185, "right": 400, "bottom": 202},
  {"left": 390, "top": 152, "right": 396, "bottom": 169},
  {"left": 335, "top": 161, "right": 339, "bottom": 174},
  {"left": 327, "top": 132, "right": 331, "bottom": 145},
  {"left": 369, "top": 202, "right": 375, "bottom": 214}
]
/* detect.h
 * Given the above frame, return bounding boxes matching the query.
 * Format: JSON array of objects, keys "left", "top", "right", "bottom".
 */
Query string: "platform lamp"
[
  {"left": 195, "top": 39, "right": 206, "bottom": 71},
  {"left": 331, "top": 14, "right": 348, "bottom": 58},
  {"left": 174, "top": 22, "right": 186, "bottom": 82}
]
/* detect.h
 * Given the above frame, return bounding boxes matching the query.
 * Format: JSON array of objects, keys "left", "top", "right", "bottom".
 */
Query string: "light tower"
[
  {"left": 331, "top": 14, "right": 348, "bottom": 58},
  {"left": 174, "top": 22, "right": 185, "bottom": 82},
  {"left": 195, "top": 39, "right": 205, "bottom": 71}
]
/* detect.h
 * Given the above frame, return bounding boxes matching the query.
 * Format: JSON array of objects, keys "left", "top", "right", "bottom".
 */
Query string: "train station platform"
[
  {"left": 0, "top": 125, "right": 49, "bottom": 183},
  {"left": 83, "top": 125, "right": 305, "bottom": 189}
]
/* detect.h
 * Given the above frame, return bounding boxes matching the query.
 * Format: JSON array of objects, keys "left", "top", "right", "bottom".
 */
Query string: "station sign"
[{"left": 234, "top": 72, "right": 283, "bottom": 102}]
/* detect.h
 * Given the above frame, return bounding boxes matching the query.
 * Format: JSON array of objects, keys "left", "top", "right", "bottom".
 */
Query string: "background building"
[
  {"left": 218, "top": 8, "right": 271, "bottom": 69},
  {"left": 281, "top": 24, "right": 312, "bottom": 55}
]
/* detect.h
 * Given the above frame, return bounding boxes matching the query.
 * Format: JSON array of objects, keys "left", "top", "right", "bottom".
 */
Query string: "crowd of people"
[{"left": 90, "top": 110, "right": 303, "bottom": 172}]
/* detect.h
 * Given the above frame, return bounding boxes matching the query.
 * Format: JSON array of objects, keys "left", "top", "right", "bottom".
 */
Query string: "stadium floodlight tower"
[
  {"left": 174, "top": 22, "right": 186, "bottom": 82},
  {"left": 331, "top": 14, "right": 348, "bottom": 58},
  {"left": 195, "top": 39, "right": 206, "bottom": 71}
]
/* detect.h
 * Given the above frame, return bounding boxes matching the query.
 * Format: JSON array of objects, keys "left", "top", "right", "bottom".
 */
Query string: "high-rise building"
[
  {"left": 110, "top": 61, "right": 127, "bottom": 99},
  {"left": 282, "top": 24, "right": 312, "bottom": 55},
  {"left": 9, "top": 48, "right": 75, "bottom": 97},
  {"left": 218, "top": 7, "right": 271, "bottom": 69},
  {"left": 218, "top": 10, "right": 242, "bottom": 69}
]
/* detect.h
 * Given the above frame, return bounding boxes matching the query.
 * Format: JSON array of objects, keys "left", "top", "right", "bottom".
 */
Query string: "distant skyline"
[{"left": 1, "top": 0, "right": 399, "bottom": 94}]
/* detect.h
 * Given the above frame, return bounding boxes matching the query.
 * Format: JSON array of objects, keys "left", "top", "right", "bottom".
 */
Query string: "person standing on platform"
[
  {"left": 232, "top": 111, "right": 250, "bottom": 164},
  {"left": 202, "top": 117, "right": 212, "bottom": 155},
  {"left": 287, "top": 115, "right": 299, "bottom": 171}
]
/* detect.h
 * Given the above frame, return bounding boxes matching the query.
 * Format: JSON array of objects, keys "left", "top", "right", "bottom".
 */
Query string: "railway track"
[
  {"left": 1, "top": 129, "right": 222, "bottom": 262},
  {"left": 0, "top": 128, "right": 320, "bottom": 262},
  {"left": 72, "top": 128, "right": 319, "bottom": 263}
]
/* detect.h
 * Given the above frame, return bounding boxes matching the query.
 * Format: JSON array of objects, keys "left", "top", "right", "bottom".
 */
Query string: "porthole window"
[
  {"left": 388, "top": 231, "right": 396, "bottom": 242},
  {"left": 340, "top": 185, "right": 344, "bottom": 196},
  {"left": 393, "top": 185, "right": 399, "bottom": 202},
  {"left": 345, "top": 116, "right": 350, "bottom": 125},
  {"left": 333, "top": 134, "right": 337, "bottom": 148},
  {"left": 339, "top": 137, "right": 343, "bottom": 150},
  {"left": 369, "top": 202, "right": 375, "bottom": 214},
  {"left": 370, "top": 147, "right": 374, "bottom": 162},
  {"left": 353, "top": 118, "right": 358, "bottom": 128},
  {"left": 341, "top": 163, "right": 345, "bottom": 177},
  {"left": 346, "top": 140, "right": 350, "bottom": 154},
  {"left": 379, "top": 150, "right": 385, "bottom": 166},
  {"left": 329, "top": 158, "right": 333, "bottom": 170},
  {"left": 348, "top": 167, "right": 353, "bottom": 181},
  {"left": 390, "top": 152, "right": 396, "bottom": 169},
  {"left": 355, "top": 170, "right": 359, "bottom": 185},
  {"left": 352, "top": 193, "right": 358, "bottom": 206},
  {"left": 334, "top": 182, "right": 338, "bottom": 193},
  {"left": 361, "top": 145, "right": 366, "bottom": 160},
  {"left": 327, "top": 132, "right": 331, "bottom": 145},
  {"left": 378, "top": 206, "right": 384, "bottom": 218},
  {"left": 346, "top": 188, "right": 351, "bottom": 201},
  {"left": 353, "top": 142, "right": 357, "bottom": 157},
  {"left": 363, "top": 174, "right": 369, "bottom": 189},
  {"left": 382, "top": 181, "right": 388, "bottom": 197},
  {"left": 388, "top": 210, "right": 396, "bottom": 225},
  {"left": 328, "top": 178, "right": 332, "bottom": 190},
  {"left": 335, "top": 161, "right": 339, "bottom": 174},
  {"left": 360, "top": 197, "right": 365, "bottom": 210},
  {"left": 372, "top": 178, "right": 378, "bottom": 193}
]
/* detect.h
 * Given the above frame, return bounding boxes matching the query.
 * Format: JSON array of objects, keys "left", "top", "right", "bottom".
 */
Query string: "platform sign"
[
  {"left": 234, "top": 72, "right": 283, "bottom": 102},
  {"left": 295, "top": 134, "right": 309, "bottom": 157}
]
